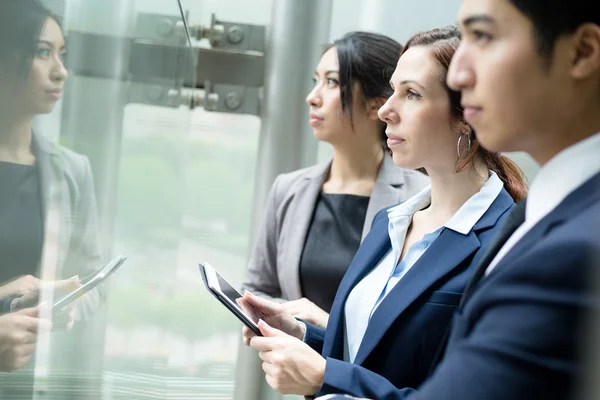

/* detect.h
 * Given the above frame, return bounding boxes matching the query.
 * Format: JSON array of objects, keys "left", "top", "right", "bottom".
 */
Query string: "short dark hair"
[
  {"left": 0, "top": 0, "right": 59, "bottom": 81},
  {"left": 508, "top": 0, "right": 600, "bottom": 57},
  {"left": 326, "top": 31, "right": 403, "bottom": 147}
]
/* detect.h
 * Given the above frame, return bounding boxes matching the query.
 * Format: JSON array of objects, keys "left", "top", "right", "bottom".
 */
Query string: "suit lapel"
[
  {"left": 353, "top": 228, "right": 481, "bottom": 365},
  {"left": 463, "top": 171, "right": 600, "bottom": 306},
  {"left": 322, "top": 214, "right": 392, "bottom": 359},
  {"left": 362, "top": 157, "right": 407, "bottom": 241},
  {"left": 279, "top": 163, "right": 329, "bottom": 299},
  {"left": 482, "top": 175, "right": 600, "bottom": 284},
  {"left": 31, "top": 132, "right": 55, "bottom": 224},
  {"left": 459, "top": 200, "right": 526, "bottom": 308},
  {"left": 31, "top": 132, "right": 69, "bottom": 280}
]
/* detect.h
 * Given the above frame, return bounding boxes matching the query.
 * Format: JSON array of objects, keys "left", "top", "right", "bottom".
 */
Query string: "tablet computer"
[
  {"left": 199, "top": 262, "right": 263, "bottom": 336},
  {"left": 52, "top": 254, "right": 128, "bottom": 310}
]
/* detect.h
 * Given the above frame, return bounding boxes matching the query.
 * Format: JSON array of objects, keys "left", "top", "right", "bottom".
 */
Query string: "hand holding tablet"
[
  {"left": 13, "top": 255, "right": 127, "bottom": 313},
  {"left": 200, "top": 262, "right": 264, "bottom": 336},
  {"left": 52, "top": 255, "right": 127, "bottom": 311},
  {"left": 13, "top": 276, "right": 80, "bottom": 311},
  {"left": 199, "top": 262, "right": 306, "bottom": 343}
]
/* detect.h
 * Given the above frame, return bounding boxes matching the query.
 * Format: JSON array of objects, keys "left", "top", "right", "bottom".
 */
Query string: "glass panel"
[
  {"left": 63, "top": 0, "right": 199, "bottom": 394},
  {"left": 1, "top": 0, "right": 267, "bottom": 398}
]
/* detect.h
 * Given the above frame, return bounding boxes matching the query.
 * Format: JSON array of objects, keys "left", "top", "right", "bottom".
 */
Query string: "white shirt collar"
[
  {"left": 386, "top": 171, "right": 504, "bottom": 235},
  {"left": 387, "top": 185, "right": 432, "bottom": 219},
  {"left": 526, "top": 132, "right": 600, "bottom": 224},
  {"left": 445, "top": 171, "right": 504, "bottom": 234}
]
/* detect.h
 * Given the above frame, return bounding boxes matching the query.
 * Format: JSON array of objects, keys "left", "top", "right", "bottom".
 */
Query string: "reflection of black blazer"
[
  {"left": 305, "top": 188, "right": 515, "bottom": 398},
  {"left": 314, "top": 173, "right": 600, "bottom": 400},
  {"left": 31, "top": 132, "right": 104, "bottom": 317}
]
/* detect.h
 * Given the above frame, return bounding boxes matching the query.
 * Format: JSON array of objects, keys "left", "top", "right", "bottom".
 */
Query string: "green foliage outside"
[
  {"left": 105, "top": 282, "right": 239, "bottom": 341},
  {"left": 115, "top": 135, "right": 256, "bottom": 253},
  {"left": 106, "top": 133, "right": 257, "bottom": 342}
]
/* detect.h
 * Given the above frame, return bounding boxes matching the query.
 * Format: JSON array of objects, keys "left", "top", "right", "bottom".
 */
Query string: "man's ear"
[
  {"left": 569, "top": 23, "right": 600, "bottom": 80},
  {"left": 366, "top": 97, "right": 387, "bottom": 121}
]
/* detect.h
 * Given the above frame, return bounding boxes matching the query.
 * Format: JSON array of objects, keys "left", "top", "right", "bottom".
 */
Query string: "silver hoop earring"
[{"left": 457, "top": 133, "right": 472, "bottom": 160}]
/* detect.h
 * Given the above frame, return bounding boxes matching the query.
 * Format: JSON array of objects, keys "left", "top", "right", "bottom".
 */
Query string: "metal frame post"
[{"left": 235, "top": 1, "right": 333, "bottom": 400}]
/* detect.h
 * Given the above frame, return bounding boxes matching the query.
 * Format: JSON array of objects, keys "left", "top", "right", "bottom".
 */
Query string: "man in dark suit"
[{"left": 314, "top": 0, "right": 600, "bottom": 398}]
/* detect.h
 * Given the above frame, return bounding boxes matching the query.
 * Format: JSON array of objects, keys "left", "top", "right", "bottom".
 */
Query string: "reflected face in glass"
[
  {"left": 378, "top": 46, "right": 458, "bottom": 171},
  {"left": 20, "top": 17, "right": 68, "bottom": 116},
  {"left": 305, "top": 47, "right": 365, "bottom": 145},
  {"left": 447, "top": 0, "right": 567, "bottom": 157}
]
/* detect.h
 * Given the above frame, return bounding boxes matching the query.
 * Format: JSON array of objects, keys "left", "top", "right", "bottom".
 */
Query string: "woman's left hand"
[
  {"left": 283, "top": 297, "right": 330, "bottom": 329},
  {"left": 250, "top": 319, "right": 326, "bottom": 396}
]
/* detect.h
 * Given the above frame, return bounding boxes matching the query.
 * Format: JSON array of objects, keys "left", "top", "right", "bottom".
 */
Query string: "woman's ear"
[{"left": 366, "top": 97, "right": 387, "bottom": 121}]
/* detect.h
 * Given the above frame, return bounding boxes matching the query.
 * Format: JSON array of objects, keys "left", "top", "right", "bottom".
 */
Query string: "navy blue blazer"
[
  {"left": 304, "top": 188, "right": 515, "bottom": 397},
  {"left": 312, "top": 172, "right": 600, "bottom": 400}
]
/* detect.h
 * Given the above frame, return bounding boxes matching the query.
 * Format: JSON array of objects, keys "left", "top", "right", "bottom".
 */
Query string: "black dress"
[
  {"left": 0, "top": 161, "right": 44, "bottom": 285},
  {"left": 299, "top": 193, "right": 370, "bottom": 312}
]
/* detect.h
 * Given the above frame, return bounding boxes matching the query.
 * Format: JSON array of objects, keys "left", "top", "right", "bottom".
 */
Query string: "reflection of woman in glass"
[{"left": 0, "top": 1, "right": 102, "bottom": 319}]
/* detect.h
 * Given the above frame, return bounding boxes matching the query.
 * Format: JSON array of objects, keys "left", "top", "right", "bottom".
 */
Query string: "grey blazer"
[
  {"left": 32, "top": 132, "right": 104, "bottom": 317},
  {"left": 0, "top": 132, "right": 104, "bottom": 400},
  {"left": 242, "top": 156, "right": 430, "bottom": 301}
]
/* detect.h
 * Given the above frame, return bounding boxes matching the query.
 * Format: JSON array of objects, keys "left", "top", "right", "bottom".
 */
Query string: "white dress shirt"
[
  {"left": 343, "top": 171, "right": 504, "bottom": 363},
  {"left": 485, "top": 132, "right": 600, "bottom": 276}
]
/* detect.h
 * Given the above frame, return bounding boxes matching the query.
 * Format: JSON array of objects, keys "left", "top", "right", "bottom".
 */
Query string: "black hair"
[
  {"left": 327, "top": 31, "right": 403, "bottom": 148},
  {"left": 0, "top": 0, "right": 59, "bottom": 81},
  {"left": 508, "top": 0, "right": 600, "bottom": 58}
]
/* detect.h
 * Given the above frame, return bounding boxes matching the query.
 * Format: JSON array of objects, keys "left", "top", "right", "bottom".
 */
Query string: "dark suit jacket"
[
  {"left": 304, "top": 188, "right": 515, "bottom": 397},
  {"left": 311, "top": 172, "right": 600, "bottom": 400}
]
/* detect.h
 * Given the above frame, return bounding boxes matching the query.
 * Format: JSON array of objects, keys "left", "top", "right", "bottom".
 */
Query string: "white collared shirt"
[
  {"left": 343, "top": 171, "right": 504, "bottom": 363},
  {"left": 485, "top": 132, "right": 600, "bottom": 276}
]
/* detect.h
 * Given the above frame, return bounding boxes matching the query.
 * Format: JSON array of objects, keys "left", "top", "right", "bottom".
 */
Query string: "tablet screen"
[
  {"left": 215, "top": 273, "right": 263, "bottom": 324},
  {"left": 216, "top": 274, "right": 242, "bottom": 305}
]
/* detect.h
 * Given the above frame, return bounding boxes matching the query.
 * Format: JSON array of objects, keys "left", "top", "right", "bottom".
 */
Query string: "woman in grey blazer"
[
  {"left": 242, "top": 32, "right": 429, "bottom": 328},
  {"left": 0, "top": 0, "right": 103, "bottom": 317},
  {"left": 0, "top": 1, "right": 105, "bottom": 393}
]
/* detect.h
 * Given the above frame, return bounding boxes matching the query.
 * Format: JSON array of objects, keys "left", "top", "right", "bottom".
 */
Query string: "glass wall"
[
  {"left": 1, "top": 0, "right": 265, "bottom": 398},
  {"left": 62, "top": 0, "right": 266, "bottom": 398}
]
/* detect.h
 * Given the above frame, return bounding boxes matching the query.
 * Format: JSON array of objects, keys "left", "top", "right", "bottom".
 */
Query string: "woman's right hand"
[
  {"left": 0, "top": 306, "right": 52, "bottom": 372},
  {"left": 239, "top": 292, "right": 306, "bottom": 346}
]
